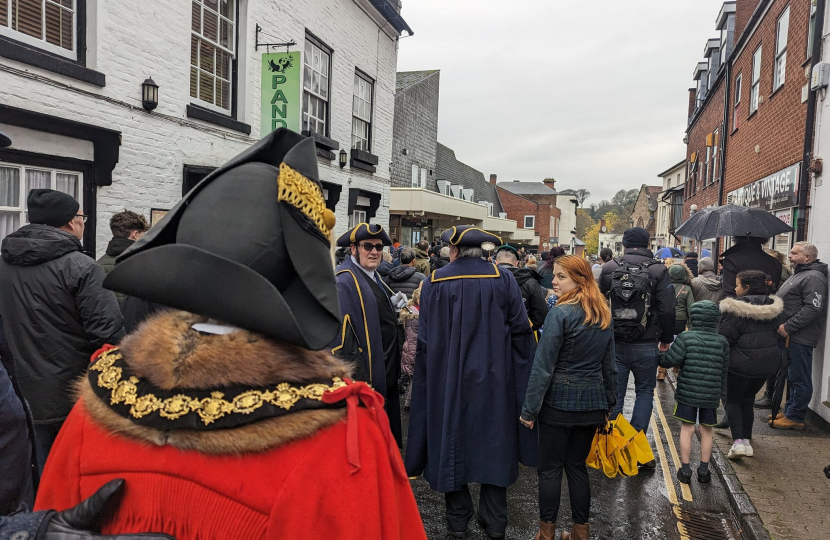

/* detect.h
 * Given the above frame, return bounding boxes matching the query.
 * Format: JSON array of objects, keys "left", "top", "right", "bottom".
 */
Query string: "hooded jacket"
[
  {"left": 718, "top": 295, "right": 783, "bottom": 378},
  {"left": 497, "top": 264, "right": 549, "bottom": 330},
  {"left": 777, "top": 260, "right": 829, "bottom": 347},
  {"left": 414, "top": 248, "right": 430, "bottom": 276},
  {"left": 659, "top": 301, "right": 730, "bottom": 409},
  {"left": 430, "top": 256, "right": 450, "bottom": 273},
  {"left": 691, "top": 271, "right": 723, "bottom": 304},
  {"left": 97, "top": 237, "right": 135, "bottom": 304},
  {"left": 599, "top": 248, "right": 677, "bottom": 343},
  {"left": 384, "top": 265, "right": 426, "bottom": 300},
  {"left": 0, "top": 224, "right": 124, "bottom": 422},
  {"left": 669, "top": 264, "right": 695, "bottom": 324},
  {"left": 35, "top": 311, "right": 426, "bottom": 540}
]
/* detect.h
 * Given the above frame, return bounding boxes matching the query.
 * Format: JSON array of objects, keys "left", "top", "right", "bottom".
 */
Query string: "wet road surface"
[{"left": 402, "top": 377, "right": 744, "bottom": 539}]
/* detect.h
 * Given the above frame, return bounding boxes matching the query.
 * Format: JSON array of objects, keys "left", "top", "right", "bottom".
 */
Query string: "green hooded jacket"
[
  {"left": 659, "top": 300, "right": 729, "bottom": 409},
  {"left": 669, "top": 264, "right": 695, "bottom": 322}
]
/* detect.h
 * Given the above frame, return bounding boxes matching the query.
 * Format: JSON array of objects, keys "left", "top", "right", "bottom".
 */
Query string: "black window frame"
[
  {"left": 182, "top": 164, "right": 217, "bottom": 196},
  {"left": 352, "top": 68, "right": 374, "bottom": 153},
  {"left": 0, "top": 0, "right": 105, "bottom": 86},
  {"left": 186, "top": 0, "right": 251, "bottom": 135}
]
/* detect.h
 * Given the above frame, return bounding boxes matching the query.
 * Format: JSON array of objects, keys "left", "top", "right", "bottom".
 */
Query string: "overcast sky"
[{"left": 396, "top": 0, "right": 726, "bottom": 206}]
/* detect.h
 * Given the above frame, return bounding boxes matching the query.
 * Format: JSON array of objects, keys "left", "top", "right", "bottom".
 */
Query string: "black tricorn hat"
[
  {"left": 441, "top": 225, "right": 502, "bottom": 248},
  {"left": 104, "top": 129, "right": 340, "bottom": 350},
  {"left": 336, "top": 223, "right": 392, "bottom": 247}
]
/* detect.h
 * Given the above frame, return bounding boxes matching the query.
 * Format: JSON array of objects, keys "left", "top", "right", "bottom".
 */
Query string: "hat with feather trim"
[
  {"left": 103, "top": 129, "right": 340, "bottom": 350},
  {"left": 336, "top": 223, "right": 392, "bottom": 247},
  {"left": 441, "top": 225, "right": 502, "bottom": 250}
]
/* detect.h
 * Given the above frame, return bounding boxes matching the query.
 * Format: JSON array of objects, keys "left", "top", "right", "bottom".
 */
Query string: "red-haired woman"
[{"left": 520, "top": 255, "right": 616, "bottom": 540}]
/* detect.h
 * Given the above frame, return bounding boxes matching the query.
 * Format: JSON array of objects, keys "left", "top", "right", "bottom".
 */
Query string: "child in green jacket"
[{"left": 659, "top": 300, "right": 729, "bottom": 485}]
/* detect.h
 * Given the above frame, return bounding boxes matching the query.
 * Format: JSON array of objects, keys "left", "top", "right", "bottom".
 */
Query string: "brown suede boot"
[
  {"left": 560, "top": 523, "right": 589, "bottom": 540},
  {"left": 534, "top": 521, "right": 555, "bottom": 540}
]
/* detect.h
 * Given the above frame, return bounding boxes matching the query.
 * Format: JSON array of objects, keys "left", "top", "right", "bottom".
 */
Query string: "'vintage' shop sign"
[
  {"left": 261, "top": 52, "right": 301, "bottom": 135},
  {"left": 726, "top": 163, "right": 799, "bottom": 212}
]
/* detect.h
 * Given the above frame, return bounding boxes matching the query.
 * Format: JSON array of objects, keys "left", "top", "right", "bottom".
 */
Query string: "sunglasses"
[{"left": 359, "top": 242, "right": 384, "bottom": 252}]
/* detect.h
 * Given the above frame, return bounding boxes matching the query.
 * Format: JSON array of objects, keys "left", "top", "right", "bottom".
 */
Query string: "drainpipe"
[
  {"left": 798, "top": 0, "right": 826, "bottom": 242},
  {"left": 714, "top": 55, "right": 732, "bottom": 267}
]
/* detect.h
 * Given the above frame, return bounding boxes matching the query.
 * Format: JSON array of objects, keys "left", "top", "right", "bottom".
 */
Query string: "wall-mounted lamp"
[
  {"left": 339, "top": 149, "right": 348, "bottom": 168},
  {"left": 142, "top": 77, "right": 159, "bottom": 111}
]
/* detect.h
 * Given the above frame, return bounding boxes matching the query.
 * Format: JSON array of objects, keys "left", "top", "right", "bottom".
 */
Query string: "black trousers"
[
  {"left": 445, "top": 484, "right": 507, "bottom": 534},
  {"left": 538, "top": 423, "right": 596, "bottom": 525},
  {"left": 725, "top": 374, "right": 766, "bottom": 440}
]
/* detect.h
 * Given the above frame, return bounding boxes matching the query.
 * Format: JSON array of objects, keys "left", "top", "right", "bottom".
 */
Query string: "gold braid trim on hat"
[
  {"left": 277, "top": 162, "right": 336, "bottom": 237},
  {"left": 90, "top": 348, "right": 347, "bottom": 426}
]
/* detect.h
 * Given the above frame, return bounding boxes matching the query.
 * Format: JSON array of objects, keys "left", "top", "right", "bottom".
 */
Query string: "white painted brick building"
[{"left": 0, "top": 0, "right": 411, "bottom": 255}]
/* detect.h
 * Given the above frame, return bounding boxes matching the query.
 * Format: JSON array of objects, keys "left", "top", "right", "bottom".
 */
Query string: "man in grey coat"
[
  {"left": 771, "top": 241, "right": 828, "bottom": 430},
  {"left": 0, "top": 189, "right": 124, "bottom": 471}
]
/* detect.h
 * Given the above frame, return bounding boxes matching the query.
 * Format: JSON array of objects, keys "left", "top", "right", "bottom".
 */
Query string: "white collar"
[
  {"left": 191, "top": 322, "right": 240, "bottom": 335},
  {"left": 351, "top": 255, "right": 377, "bottom": 280}
]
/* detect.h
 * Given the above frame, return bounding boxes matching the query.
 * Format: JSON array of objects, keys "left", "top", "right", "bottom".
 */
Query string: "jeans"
[
  {"left": 610, "top": 341, "right": 658, "bottom": 432},
  {"left": 784, "top": 343, "right": 815, "bottom": 423},
  {"left": 33, "top": 420, "right": 63, "bottom": 474},
  {"left": 725, "top": 374, "right": 766, "bottom": 440},
  {"left": 445, "top": 484, "right": 507, "bottom": 534},
  {"left": 538, "top": 423, "right": 596, "bottom": 524}
]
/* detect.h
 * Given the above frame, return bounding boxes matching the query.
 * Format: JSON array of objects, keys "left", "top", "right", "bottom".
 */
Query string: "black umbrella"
[
  {"left": 769, "top": 337, "right": 790, "bottom": 427},
  {"left": 675, "top": 204, "right": 794, "bottom": 241}
]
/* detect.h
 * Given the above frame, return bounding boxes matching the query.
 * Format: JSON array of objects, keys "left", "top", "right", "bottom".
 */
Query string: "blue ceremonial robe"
[{"left": 404, "top": 257, "right": 538, "bottom": 493}]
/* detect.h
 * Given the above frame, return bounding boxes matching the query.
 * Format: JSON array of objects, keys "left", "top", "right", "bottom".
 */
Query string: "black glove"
[{"left": 41, "top": 479, "right": 174, "bottom": 540}]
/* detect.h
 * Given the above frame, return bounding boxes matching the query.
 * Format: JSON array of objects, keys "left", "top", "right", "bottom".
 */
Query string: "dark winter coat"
[
  {"left": 497, "top": 264, "right": 549, "bottom": 330},
  {"left": 414, "top": 248, "right": 430, "bottom": 276},
  {"left": 384, "top": 265, "right": 427, "bottom": 300},
  {"left": 430, "top": 256, "right": 450, "bottom": 273},
  {"left": 720, "top": 240, "right": 783, "bottom": 297},
  {"left": 777, "top": 260, "right": 829, "bottom": 347},
  {"left": 685, "top": 258, "right": 699, "bottom": 277},
  {"left": 405, "top": 257, "right": 537, "bottom": 492},
  {"left": 521, "top": 303, "right": 616, "bottom": 423},
  {"left": 399, "top": 305, "right": 419, "bottom": 377},
  {"left": 377, "top": 260, "right": 394, "bottom": 278},
  {"left": 659, "top": 301, "right": 730, "bottom": 409},
  {"left": 599, "top": 248, "right": 677, "bottom": 343},
  {"left": 718, "top": 295, "right": 783, "bottom": 378},
  {"left": 96, "top": 237, "right": 135, "bottom": 304},
  {"left": 0, "top": 224, "right": 125, "bottom": 423}
]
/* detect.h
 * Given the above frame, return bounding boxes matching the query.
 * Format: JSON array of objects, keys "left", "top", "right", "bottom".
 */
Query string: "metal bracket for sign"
[{"left": 255, "top": 24, "right": 296, "bottom": 52}]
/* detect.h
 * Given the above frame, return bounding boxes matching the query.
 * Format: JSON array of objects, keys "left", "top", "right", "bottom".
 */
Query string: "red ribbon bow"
[{"left": 322, "top": 380, "right": 407, "bottom": 480}]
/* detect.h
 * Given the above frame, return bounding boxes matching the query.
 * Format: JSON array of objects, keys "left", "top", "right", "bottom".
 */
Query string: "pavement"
[
  {"left": 691, "top": 376, "right": 830, "bottom": 540},
  {"left": 402, "top": 377, "right": 744, "bottom": 539}
]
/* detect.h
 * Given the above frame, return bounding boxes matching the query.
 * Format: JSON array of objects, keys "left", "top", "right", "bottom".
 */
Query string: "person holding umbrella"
[
  {"left": 770, "top": 242, "right": 828, "bottom": 430},
  {"left": 720, "top": 237, "right": 782, "bottom": 298}
]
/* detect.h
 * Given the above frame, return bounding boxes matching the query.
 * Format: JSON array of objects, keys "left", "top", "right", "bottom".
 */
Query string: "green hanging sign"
[{"left": 261, "top": 51, "right": 301, "bottom": 135}]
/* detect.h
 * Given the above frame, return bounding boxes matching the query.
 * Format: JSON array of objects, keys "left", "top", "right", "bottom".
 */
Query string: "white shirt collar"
[{"left": 351, "top": 255, "right": 377, "bottom": 280}]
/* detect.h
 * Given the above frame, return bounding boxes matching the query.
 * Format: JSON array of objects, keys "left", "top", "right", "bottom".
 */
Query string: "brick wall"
[
  {"left": 736, "top": 0, "right": 763, "bottom": 39},
  {"left": 684, "top": 75, "right": 727, "bottom": 221},
  {"left": 0, "top": 0, "right": 399, "bottom": 255},
  {"left": 496, "top": 188, "right": 563, "bottom": 244}
]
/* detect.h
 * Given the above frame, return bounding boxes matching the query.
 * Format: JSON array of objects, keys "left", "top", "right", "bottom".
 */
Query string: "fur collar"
[
  {"left": 719, "top": 295, "right": 783, "bottom": 321},
  {"left": 80, "top": 310, "right": 351, "bottom": 454}
]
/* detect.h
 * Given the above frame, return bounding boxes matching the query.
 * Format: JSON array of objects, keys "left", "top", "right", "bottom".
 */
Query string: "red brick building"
[
  {"left": 494, "top": 177, "right": 562, "bottom": 252},
  {"left": 684, "top": 0, "right": 817, "bottom": 255}
]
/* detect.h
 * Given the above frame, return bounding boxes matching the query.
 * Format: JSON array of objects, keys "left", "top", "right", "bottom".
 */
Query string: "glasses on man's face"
[
  {"left": 360, "top": 243, "right": 384, "bottom": 252},
  {"left": 75, "top": 214, "right": 88, "bottom": 223}
]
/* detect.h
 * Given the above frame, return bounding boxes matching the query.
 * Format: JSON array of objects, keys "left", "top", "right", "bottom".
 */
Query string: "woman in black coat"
[{"left": 718, "top": 270, "right": 783, "bottom": 461}]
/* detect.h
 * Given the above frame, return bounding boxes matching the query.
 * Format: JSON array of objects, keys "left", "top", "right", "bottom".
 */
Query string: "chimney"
[
  {"left": 688, "top": 88, "right": 697, "bottom": 119},
  {"left": 600, "top": 219, "right": 606, "bottom": 230},
  {"left": 490, "top": 174, "right": 497, "bottom": 185},
  {"left": 543, "top": 178, "right": 556, "bottom": 190}
]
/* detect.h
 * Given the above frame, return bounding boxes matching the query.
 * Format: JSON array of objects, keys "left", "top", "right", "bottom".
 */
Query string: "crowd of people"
[{"left": 1, "top": 128, "right": 828, "bottom": 540}]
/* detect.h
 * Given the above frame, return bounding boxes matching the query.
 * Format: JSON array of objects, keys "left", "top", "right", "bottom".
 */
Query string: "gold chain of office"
[{"left": 90, "top": 348, "right": 347, "bottom": 426}]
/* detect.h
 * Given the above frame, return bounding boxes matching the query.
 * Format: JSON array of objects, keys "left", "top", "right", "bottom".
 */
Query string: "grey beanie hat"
[{"left": 698, "top": 257, "right": 715, "bottom": 272}]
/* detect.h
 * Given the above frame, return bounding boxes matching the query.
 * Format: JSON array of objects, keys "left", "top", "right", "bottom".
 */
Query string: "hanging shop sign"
[
  {"left": 726, "top": 163, "right": 799, "bottom": 212},
  {"left": 261, "top": 52, "right": 301, "bottom": 135}
]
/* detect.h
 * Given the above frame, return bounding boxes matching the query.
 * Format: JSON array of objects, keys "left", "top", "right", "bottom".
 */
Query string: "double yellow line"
[{"left": 652, "top": 388, "right": 693, "bottom": 503}]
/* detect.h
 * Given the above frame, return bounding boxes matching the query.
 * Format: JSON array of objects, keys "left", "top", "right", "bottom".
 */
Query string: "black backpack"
[{"left": 607, "top": 258, "right": 658, "bottom": 342}]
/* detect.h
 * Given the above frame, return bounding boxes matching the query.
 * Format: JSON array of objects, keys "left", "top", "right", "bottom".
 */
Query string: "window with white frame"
[
  {"left": 712, "top": 130, "right": 719, "bottom": 184},
  {"left": 0, "top": 0, "right": 77, "bottom": 59},
  {"left": 733, "top": 72, "right": 742, "bottom": 130},
  {"left": 190, "top": 0, "right": 235, "bottom": 113},
  {"left": 411, "top": 165, "right": 419, "bottom": 188},
  {"left": 774, "top": 6, "right": 789, "bottom": 91},
  {"left": 352, "top": 72, "right": 373, "bottom": 151},
  {"left": 419, "top": 168, "right": 427, "bottom": 188},
  {"left": 303, "top": 35, "right": 331, "bottom": 136},
  {"left": 705, "top": 145, "right": 711, "bottom": 186},
  {"left": 0, "top": 163, "right": 82, "bottom": 239},
  {"left": 750, "top": 46, "right": 762, "bottom": 114},
  {"left": 524, "top": 215, "right": 535, "bottom": 229},
  {"left": 348, "top": 209, "right": 366, "bottom": 229}
]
